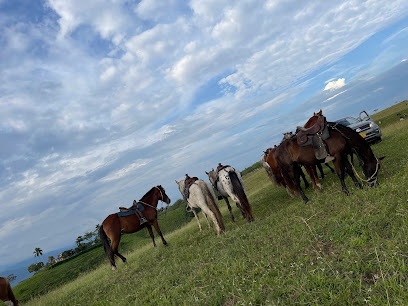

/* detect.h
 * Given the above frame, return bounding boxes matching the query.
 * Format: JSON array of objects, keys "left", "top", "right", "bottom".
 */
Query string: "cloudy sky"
[{"left": 1, "top": 0, "right": 408, "bottom": 268}]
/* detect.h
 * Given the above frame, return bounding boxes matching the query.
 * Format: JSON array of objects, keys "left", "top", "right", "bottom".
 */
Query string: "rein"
[{"left": 350, "top": 158, "right": 380, "bottom": 184}]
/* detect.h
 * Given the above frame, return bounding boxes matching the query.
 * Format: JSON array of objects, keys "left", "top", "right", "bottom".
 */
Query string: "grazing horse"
[
  {"left": 206, "top": 166, "right": 254, "bottom": 222},
  {"left": 275, "top": 115, "right": 381, "bottom": 202},
  {"left": 175, "top": 178, "right": 225, "bottom": 235},
  {"left": 261, "top": 147, "right": 308, "bottom": 198},
  {"left": 99, "top": 185, "right": 171, "bottom": 270},
  {"left": 0, "top": 277, "right": 18, "bottom": 306}
]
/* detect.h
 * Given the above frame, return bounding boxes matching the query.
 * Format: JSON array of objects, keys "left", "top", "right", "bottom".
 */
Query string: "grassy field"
[{"left": 9, "top": 101, "right": 408, "bottom": 305}]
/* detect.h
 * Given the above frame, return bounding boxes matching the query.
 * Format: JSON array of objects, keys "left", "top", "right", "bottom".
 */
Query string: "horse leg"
[
  {"left": 203, "top": 212, "right": 212, "bottom": 229},
  {"left": 285, "top": 186, "right": 296, "bottom": 198},
  {"left": 192, "top": 209, "right": 203, "bottom": 232},
  {"left": 201, "top": 207, "right": 222, "bottom": 235},
  {"left": 312, "top": 165, "right": 322, "bottom": 190},
  {"left": 317, "top": 163, "right": 325, "bottom": 179},
  {"left": 152, "top": 219, "right": 168, "bottom": 246},
  {"left": 325, "top": 162, "right": 335, "bottom": 173},
  {"left": 281, "top": 163, "right": 309, "bottom": 202},
  {"left": 333, "top": 155, "right": 350, "bottom": 195},
  {"left": 344, "top": 157, "right": 363, "bottom": 189},
  {"left": 304, "top": 165, "right": 318, "bottom": 192},
  {"left": 146, "top": 224, "right": 157, "bottom": 247},
  {"left": 109, "top": 233, "right": 122, "bottom": 270},
  {"left": 223, "top": 196, "right": 235, "bottom": 222},
  {"left": 298, "top": 166, "right": 310, "bottom": 189}
]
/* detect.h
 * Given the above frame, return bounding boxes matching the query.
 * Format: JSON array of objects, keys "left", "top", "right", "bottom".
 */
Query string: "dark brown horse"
[
  {"left": 99, "top": 185, "right": 171, "bottom": 270},
  {"left": 0, "top": 277, "right": 19, "bottom": 306},
  {"left": 261, "top": 146, "right": 309, "bottom": 198},
  {"left": 275, "top": 115, "right": 381, "bottom": 202}
]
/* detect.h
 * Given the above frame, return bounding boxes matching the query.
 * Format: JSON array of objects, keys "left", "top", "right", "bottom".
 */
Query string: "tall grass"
[{"left": 17, "top": 101, "right": 408, "bottom": 305}]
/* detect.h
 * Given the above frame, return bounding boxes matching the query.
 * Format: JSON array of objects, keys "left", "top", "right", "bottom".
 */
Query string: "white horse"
[
  {"left": 175, "top": 178, "right": 225, "bottom": 235},
  {"left": 206, "top": 166, "right": 254, "bottom": 223}
]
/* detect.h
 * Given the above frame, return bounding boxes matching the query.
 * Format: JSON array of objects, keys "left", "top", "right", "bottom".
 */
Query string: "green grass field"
[{"left": 10, "top": 101, "right": 408, "bottom": 305}]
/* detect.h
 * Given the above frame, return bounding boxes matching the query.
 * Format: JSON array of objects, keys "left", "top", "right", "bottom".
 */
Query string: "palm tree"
[{"left": 33, "top": 247, "right": 43, "bottom": 263}]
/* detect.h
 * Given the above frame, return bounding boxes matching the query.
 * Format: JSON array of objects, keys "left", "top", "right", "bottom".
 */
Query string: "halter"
[
  {"left": 138, "top": 186, "right": 169, "bottom": 210},
  {"left": 350, "top": 156, "right": 380, "bottom": 185}
]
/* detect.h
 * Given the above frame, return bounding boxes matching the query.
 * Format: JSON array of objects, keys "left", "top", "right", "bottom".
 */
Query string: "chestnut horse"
[
  {"left": 275, "top": 116, "right": 380, "bottom": 202},
  {"left": 0, "top": 277, "right": 18, "bottom": 306},
  {"left": 99, "top": 185, "right": 171, "bottom": 270}
]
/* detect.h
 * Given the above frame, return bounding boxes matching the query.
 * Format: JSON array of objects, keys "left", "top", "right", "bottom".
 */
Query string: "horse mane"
[
  {"left": 140, "top": 186, "right": 157, "bottom": 200},
  {"left": 260, "top": 149, "right": 280, "bottom": 187}
]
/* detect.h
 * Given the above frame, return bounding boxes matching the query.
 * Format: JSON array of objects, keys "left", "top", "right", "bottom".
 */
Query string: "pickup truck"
[{"left": 335, "top": 111, "right": 382, "bottom": 144}]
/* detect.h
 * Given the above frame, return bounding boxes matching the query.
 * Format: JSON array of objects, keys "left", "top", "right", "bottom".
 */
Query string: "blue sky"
[{"left": 1, "top": 0, "right": 408, "bottom": 268}]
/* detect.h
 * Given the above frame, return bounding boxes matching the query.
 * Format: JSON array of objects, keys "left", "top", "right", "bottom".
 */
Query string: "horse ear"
[
  {"left": 133, "top": 200, "right": 137, "bottom": 204},
  {"left": 205, "top": 171, "right": 208, "bottom": 174}
]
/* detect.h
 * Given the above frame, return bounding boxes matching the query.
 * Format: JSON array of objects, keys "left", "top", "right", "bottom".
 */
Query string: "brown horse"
[
  {"left": 99, "top": 185, "right": 171, "bottom": 270},
  {"left": 276, "top": 115, "right": 380, "bottom": 202},
  {"left": 298, "top": 110, "right": 336, "bottom": 191},
  {"left": 261, "top": 146, "right": 309, "bottom": 198},
  {"left": 0, "top": 277, "right": 19, "bottom": 306}
]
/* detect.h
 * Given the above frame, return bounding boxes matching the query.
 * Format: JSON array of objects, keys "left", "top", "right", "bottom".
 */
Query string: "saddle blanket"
[{"left": 117, "top": 203, "right": 144, "bottom": 217}]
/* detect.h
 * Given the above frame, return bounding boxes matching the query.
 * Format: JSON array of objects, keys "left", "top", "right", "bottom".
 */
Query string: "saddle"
[
  {"left": 117, "top": 202, "right": 147, "bottom": 224},
  {"left": 296, "top": 115, "right": 331, "bottom": 161},
  {"left": 183, "top": 176, "right": 199, "bottom": 202},
  {"left": 216, "top": 165, "right": 230, "bottom": 174},
  {"left": 296, "top": 115, "right": 326, "bottom": 144}
]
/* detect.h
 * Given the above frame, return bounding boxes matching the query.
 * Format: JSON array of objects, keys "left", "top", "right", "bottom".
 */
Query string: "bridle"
[{"left": 138, "top": 186, "right": 169, "bottom": 210}]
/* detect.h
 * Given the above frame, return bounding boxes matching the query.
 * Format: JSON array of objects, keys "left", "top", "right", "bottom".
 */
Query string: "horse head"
[
  {"left": 175, "top": 179, "right": 184, "bottom": 193},
  {"left": 365, "top": 156, "right": 386, "bottom": 187},
  {"left": 205, "top": 169, "right": 217, "bottom": 185},
  {"left": 156, "top": 185, "right": 171, "bottom": 205}
]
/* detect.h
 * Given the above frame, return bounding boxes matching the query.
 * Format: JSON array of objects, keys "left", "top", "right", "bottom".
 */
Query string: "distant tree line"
[{"left": 27, "top": 224, "right": 102, "bottom": 274}]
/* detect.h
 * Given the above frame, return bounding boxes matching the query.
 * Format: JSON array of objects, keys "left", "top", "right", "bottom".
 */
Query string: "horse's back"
[{"left": 188, "top": 181, "right": 212, "bottom": 208}]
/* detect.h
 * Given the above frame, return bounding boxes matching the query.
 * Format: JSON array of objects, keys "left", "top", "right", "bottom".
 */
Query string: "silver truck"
[{"left": 335, "top": 111, "right": 382, "bottom": 144}]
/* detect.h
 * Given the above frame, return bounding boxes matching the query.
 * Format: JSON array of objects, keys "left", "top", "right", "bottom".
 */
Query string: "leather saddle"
[
  {"left": 183, "top": 176, "right": 199, "bottom": 202},
  {"left": 117, "top": 201, "right": 147, "bottom": 224},
  {"left": 296, "top": 115, "right": 328, "bottom": 146}
]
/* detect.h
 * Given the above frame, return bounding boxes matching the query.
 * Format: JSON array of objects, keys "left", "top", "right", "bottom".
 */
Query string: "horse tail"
[
  {"left": 5, "top": 278, "right": 18, "bottom": 306},
  {"left": 99, "top": 225, "right": 114, "bottom": 266},
  {"left": 199, "top": 181, "right": 225, "bottom": 232},
  {"left": 261, "top": 153, "right": 280, "bottom": 187},
  {"left": 229, "top": 170, "right": 254, "bottom": 222}
]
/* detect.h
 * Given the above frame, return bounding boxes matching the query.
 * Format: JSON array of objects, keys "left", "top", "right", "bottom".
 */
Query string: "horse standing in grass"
[
  {"left": 206, "top": 165, "right": 254, "bottom": 222},
  {"left": 99, "top": 185, "right": 171, "bottom": 270},
  {"left": 275, "top": 113, "right": 381, "bottom": 202},
  {"left": 0, "top": 277, "right": 19, "bottom": 306},
  {"left": 261, "top": 146, "right": 309, "bottom": 198},
  {"left": 175, "top": 178, "right": 225, "bottom": 235}
]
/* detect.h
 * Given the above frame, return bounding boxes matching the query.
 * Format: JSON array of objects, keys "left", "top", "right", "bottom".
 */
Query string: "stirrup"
[{"left": 324, "top": 155, "right": 335, "bottom": 163}]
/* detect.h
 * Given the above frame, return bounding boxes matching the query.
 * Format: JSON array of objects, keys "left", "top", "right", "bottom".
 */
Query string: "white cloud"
[
  {"left": 100, "top": 159, "right": 152, "bottom": 182},
  {"left": 2, "top": 0, "right": 408, "bottom": 267},
  {"left": 324, "top": 78, "right": 346, "bottom": 91}
]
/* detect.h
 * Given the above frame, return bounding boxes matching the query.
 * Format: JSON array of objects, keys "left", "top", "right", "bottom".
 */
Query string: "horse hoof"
[{"left": 111, "top": 266, "right": 117, "bottom": 271}]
